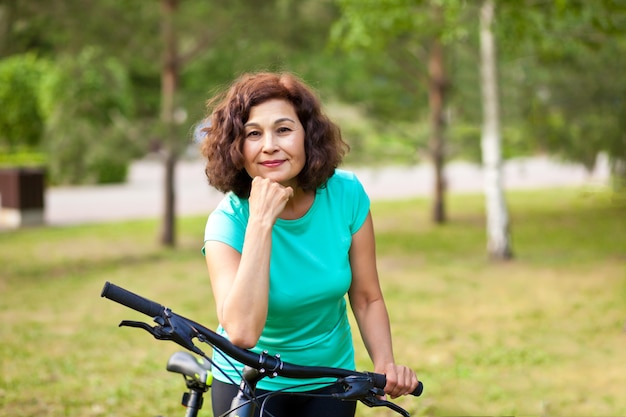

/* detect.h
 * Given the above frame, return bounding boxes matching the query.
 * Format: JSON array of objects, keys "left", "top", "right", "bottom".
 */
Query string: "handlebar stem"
[{"left": 258, "top": 350, "right": 283, "bottom": 378}]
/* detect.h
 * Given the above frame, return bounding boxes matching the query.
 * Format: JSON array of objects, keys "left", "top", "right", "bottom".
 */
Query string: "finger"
[
  {"left": 389, "top": 367, "right": 412, "bottom": 398},
  {"left": 384, "top": 368, "right": 399, "bottom": 398},
  {"left": 398, "top": 369, "right": 418, "bottom": 397}
]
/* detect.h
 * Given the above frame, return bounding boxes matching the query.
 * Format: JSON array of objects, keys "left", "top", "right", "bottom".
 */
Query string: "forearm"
[
  {"left": 353, "top": 295, "right": 419, "bottom": 398},
  {"left": 219, "top": 221, "right": 273, "bottom": 347},
  {"left": 352, "top": 297, "right": 396, "bottom": 370},
  {"left": 348, "top": 214, "right": 396, "bottom": 369}
]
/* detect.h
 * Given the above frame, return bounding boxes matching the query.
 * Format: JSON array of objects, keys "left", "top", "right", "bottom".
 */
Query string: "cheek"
[
  {"left": 240, "top": 145, "right": 255, "bottom": 174},
  {"left": 241, "top": 141, "right": 256, "bottom": 162},
  {"left": 292, "top": 134, "right": 306, "bottom": 157}
]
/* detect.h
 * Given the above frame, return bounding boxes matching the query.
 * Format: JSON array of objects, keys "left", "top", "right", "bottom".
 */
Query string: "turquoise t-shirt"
[{"left": 203, "top": 169, "right": 370, "bottom": 392}]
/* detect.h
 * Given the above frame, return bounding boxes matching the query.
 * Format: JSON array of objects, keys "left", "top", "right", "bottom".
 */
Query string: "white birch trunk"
[{"left": 480, "top": 0, "right": 512, "bottom": 259}]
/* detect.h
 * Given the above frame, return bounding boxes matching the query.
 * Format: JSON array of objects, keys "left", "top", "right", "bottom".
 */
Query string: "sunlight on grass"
[{"left": 1, "top": 187, "right": 624, "bottom": 417}]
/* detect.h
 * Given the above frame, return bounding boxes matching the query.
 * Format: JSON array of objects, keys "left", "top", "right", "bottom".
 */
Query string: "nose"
[{"left": 262, "top": 132, "right": 278, "bottom": 152}]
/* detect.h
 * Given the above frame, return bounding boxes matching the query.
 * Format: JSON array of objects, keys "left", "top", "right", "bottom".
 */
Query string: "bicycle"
[{"left": 100, "top": 281, "right": 423, "bottom": 417}]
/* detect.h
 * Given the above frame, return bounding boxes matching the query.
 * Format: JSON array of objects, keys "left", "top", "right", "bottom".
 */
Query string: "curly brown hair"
[{"left": 200, "top": 72, "right": 349, "bottom": 198}]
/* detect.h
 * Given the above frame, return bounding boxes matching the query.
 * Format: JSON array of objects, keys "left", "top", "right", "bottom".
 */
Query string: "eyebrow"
[
  {"left": 244, "top": 117, "right": 296, "bottom": 128},
  {"left": 274, "top": 117, "right": 296, "bottom": 124}
]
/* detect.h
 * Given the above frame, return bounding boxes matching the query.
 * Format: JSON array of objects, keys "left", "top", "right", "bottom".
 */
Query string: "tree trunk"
[
  {"left": 428, "top": 37, "right": 446, "bottom": 224},
  {"left": 160, "top": 149, "right": 177, "bottom": 246},
  {"left": 479, "top": 0, "right": 513, "bottom": 260},
  {"left": 159, "top": 0, "right": 179, "bottom": 247}
]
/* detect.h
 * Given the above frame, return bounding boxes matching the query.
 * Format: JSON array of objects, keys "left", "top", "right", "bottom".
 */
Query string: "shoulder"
[
  {"left": 322, "top": 170, "right": 370, "bottom": 232},
  {"left": 212, "top": 192, "right": 249, "bottom": 217},
  {"left": 207, "top": 192, "right": 250, "bottom": 230},
  {"left": 324, "top": 169, "right": 368, "bottom": 203},
  {"left": 326, "top": 169, "right": 364, "bottom": 191},
  {"left": 205, "top": 192, "right": 249, "bottom": 251}
]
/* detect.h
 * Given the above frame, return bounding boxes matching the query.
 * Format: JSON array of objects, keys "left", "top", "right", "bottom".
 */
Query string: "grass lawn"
[{"left": 1, "top": 187, "right": 624, "bottom": 417}]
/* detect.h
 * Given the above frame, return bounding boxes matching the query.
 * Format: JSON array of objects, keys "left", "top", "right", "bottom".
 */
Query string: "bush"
[{"left": 0, "top": 54, "right": 50, "bottom": 151}]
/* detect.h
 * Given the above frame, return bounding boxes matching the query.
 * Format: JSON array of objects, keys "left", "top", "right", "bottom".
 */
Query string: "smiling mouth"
[{"left": 260, "top": 160, "right": 285, "bottom": 167}]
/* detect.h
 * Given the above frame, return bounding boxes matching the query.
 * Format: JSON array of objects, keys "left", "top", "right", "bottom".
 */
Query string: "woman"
[{"left": 201, "top": 71, "right": 418, "bottom": 417}]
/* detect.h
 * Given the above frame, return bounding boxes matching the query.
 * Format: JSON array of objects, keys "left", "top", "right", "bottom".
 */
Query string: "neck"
[{"left": 280, "top": 188, "right": 315, "bottom": 220}]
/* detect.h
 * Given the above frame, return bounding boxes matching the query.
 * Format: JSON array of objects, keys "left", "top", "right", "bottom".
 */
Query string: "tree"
[
  {"left": 475, "top": 0, "right": 626, "bottom": 257},
  {"left": 479, "top": 0, "right": 512, "bottom": 259},
  {"left": 158, "top": 0, "right": 180, "bottom": 247},
  {"left": 332, "top": 0, "right": 469, "bottom": 224}
]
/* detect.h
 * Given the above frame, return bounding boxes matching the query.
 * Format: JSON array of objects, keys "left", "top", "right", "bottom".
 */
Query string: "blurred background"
[{"left": 0, "top": 1, "right": 624, "bottom": 237}]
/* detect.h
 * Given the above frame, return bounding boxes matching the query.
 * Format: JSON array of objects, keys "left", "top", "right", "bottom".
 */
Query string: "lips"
[{"left": 260, "top": 160, "right": 285, "bottom": 168}]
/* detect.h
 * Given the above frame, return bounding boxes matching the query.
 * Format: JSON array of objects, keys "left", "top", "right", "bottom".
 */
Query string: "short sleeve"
[
  {"left": 327, "top": 169, "right": 370, "bottom": 235},
  {"left": 349, "top": 173, "right": 370, "bottom": 235},
  {"left": 203, "top": 193, "right": 249, "bottom": 254}
]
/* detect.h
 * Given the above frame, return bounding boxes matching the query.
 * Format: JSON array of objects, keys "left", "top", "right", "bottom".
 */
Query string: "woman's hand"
[
  {"left": 377, "top": 363, "right": 419, "bottom": 399},
  {"left": 248, "top": 176, "right": 293, "bottom": 225}
]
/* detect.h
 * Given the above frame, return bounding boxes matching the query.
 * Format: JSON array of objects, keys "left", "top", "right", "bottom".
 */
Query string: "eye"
[
  {"left": 277, "top": 126, "right": 292, "bottom": 134},
  {"left": 245, "top": 130, "right": 261, "bottom": 140}
]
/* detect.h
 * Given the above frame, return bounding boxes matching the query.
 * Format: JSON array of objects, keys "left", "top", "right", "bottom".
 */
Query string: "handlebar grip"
[
  {"left": 412, "top": 381, "right": 424, "bottom": 396},
  {"left": 370, "top": 372, "right": 387, "bottom": 389},
  {"left": 370, "top": 373, "right": 424, "bottom": 397},
  {"left": 101, "top": 281, "right": 164, "bottom": 318}
]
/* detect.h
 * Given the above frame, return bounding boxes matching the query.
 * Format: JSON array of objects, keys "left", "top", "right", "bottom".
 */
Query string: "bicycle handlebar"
[
  {"left": 102, "top": 281, "right": 163, "bottom": 317},
  {"left": 101, "top": 281, "right": 423, "bottom": 398}
]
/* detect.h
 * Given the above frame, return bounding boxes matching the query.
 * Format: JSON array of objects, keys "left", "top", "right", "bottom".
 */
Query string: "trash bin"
[{"left": 0, "top": 167, "right": 45, "bottom": 228}]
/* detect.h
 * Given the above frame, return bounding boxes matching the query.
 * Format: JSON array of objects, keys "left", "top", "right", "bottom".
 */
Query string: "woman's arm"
[
  {"left": 205, "top": 177, "right": 292, "bottom": 348},
  {"left": 348, "top": 212, "right": 419, "bottom": 398}
]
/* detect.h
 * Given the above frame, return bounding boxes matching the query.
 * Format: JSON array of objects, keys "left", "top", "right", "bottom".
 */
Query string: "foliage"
[
  {"left": 522, "top": 35, "right": 626, "bottom": 172},
  {"left": 331, "top": 0, "right": 469, "bottom": 50},
  {"left": 0, "top": 53, "right": 49, "bottom": 152},
  {"left": 1, "top": 0, "right": 625, "bottom": 177},
  {"left": 38, "top": 47, "right": 139, "bottom": 184},
  {"left": 495, "top": 0, "right": 626, "bottom": 179},
  {"left": 1, "top": 188, "right": 625, "bottom": 416},
  {"left": 330, "top": 0, "right": 626, "bottom": 177}
]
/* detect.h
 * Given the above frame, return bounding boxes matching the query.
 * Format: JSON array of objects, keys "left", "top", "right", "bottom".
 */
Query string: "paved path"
[{"left": 43, "top": 155, "right": 609, "bottom": 226}]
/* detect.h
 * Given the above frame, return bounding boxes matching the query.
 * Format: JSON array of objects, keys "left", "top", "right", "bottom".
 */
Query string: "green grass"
[{"left": 1, "top": 187, "right": 625, "bottom": 417}]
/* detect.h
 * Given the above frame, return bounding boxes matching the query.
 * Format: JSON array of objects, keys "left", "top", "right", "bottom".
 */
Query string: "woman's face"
[{"left": 242, "top": 99, "right": 306, "bottom": 189}]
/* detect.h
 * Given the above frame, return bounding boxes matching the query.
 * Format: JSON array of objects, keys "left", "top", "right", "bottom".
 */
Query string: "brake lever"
[
  {"left": 360, "top": 396, "right": 410, "bottom": 417},
  {"left": 119, "top": 314, "right": 205, "bottom": 357},
  {"left": 119, "top": 319, "right": 182, "bottom": 343},
  {"left": 119, "top": 320, "right": 162, "bottom": 336}
]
